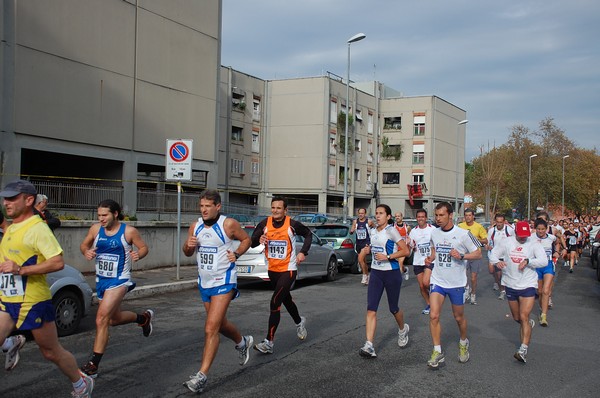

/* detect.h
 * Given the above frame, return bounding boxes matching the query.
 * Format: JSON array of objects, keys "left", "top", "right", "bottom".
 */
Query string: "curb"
[{"left": 91, "top": 279, "right": 198, "bottom": 305}]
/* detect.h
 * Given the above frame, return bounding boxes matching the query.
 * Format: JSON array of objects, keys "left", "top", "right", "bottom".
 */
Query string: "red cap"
[{"left": 515, "top": 221, "right": 531, "bottom": 238}]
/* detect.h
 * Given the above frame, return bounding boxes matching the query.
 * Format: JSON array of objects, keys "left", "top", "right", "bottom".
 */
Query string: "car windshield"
[
  {"left": 314, "top": 226, "right": 349, "bottom": 238},
  {"left": 295, "top": 215, "right": 315, "bottom": 223}
]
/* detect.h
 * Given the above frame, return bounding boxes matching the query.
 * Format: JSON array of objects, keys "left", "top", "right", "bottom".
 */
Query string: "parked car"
[
  {"left": 312, "top": 224, "right": 358, "bottom": 271},
  {"left": 226, "top": 214, "right": 254, "bottom": 224},
  {"left": 590, "top": 226, "right": 600, "bottom": 270},
  {"left": 47, "top": 264, "right": 94, "bottom": 337},
  {"left": 236, "top": 226, "right": 338, "bottom": 282},
  {"left": 292, "top": 214, "right": 329, "bottom": 225}
]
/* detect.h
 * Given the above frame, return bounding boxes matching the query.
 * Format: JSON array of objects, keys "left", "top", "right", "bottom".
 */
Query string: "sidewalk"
[{"left": 84, "top": 265, "right": 198, "bottom": 303}]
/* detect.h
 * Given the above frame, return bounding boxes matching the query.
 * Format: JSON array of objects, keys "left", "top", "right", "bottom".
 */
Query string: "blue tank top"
[
  {"left": 93, "top": 223, "right": 132, "bottom": 281},
  {"left": 355, "top": 219, "right": 371, "bottom": 245}
]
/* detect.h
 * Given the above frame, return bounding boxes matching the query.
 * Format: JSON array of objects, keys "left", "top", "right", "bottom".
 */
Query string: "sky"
[{"left": 220, "top": 0, "right": 599, "bottom": 160}]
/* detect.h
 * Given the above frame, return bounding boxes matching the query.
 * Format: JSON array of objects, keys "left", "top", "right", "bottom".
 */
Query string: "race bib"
[
  {"left": 569, "top": 235, "right": 577, "bottom": 245},
  {"left": 436, "top": 244, "right": 453, "bottom": 268},
  {"left": 268, "top": 240, "right": 288, "bottom": 259},
  {"left": 198, "top": 246, "right": 218, "bottom": 270},
  {"left": 356, "top": 229, "right": 367, "bottom": 240},
  {"left": 0, "top": 273, "right": 24, "bottom": 297},
  {"left": 417, "top": 242, "right": 431, "bottom": 257},
  {"left": 96, "top": 253, "right": 119, "bottom": 278},
  {"left": 371, "top": 246, "right": 384, "bottom": 266}
]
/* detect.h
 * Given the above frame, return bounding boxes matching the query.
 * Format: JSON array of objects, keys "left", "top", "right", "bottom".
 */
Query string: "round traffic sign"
[{"left": 169, "top": 142, "right": 189, "bottom": 162}]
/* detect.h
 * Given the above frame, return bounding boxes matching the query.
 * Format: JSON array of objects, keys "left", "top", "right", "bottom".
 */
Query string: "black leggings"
[{"left": 266, "top": 270, "right": 301, "bottom": 341}]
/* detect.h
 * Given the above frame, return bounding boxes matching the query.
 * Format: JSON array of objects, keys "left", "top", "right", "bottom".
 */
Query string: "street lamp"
[
  {"left": 528, "top": 154, "right": 538, "bottom": 220},
  {"left": 562, "top": 155, "right": 569, "bottom": 216},
  {"left": 343, "top": 32, "right": 366, "bottom": 223},
  {"left": 454, "top": 119, "right": 468, "bottom": 217}
]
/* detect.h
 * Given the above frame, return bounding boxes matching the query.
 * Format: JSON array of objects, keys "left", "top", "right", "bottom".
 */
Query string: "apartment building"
[{"left": 1, "top": 0, "right": 221, "bottom": 218}]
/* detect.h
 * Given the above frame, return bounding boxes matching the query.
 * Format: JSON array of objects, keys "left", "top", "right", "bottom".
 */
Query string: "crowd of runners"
[{"left": 1, "top": 179, "right": 598, "bottom": 395}]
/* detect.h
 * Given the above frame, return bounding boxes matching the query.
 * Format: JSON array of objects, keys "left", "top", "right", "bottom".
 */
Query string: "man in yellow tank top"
[{"left": 457, "top": 208, "right": 488, "bottom": 304}]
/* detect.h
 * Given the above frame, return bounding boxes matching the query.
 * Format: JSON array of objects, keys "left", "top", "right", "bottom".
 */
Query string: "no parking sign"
[{"left": 166, "top": 139, "right": 193, "bottom": 181}]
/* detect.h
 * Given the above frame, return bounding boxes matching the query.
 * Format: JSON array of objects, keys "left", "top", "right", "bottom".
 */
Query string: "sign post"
[{"left": 166, "top": 139, "right": 193, "bottom": 280}]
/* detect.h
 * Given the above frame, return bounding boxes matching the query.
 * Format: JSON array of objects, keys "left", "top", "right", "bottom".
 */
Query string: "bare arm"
[
  {"left": 80, "top": 224, "right": 100, "bottom": 260},
  {"left": 183, "top": 223, "right": 197, "bottom": 257},
  {"left": 1, "top": 254, "right": 64, "bottom": 276},
  {"left": 224, "top": 218, "right": 251, "bottom": 262},
  {"left": 126, "top": 225, "right": 149, "bottom": 261}
]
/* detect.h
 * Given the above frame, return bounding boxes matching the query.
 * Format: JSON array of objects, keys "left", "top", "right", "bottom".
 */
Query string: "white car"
[{"left": 236, "top": 226, "right": 338, "bottom": 282}]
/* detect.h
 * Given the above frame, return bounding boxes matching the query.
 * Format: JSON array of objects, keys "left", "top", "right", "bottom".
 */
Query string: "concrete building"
[{"left": 1, "top": 0, "right": 221, "bottom": 218}]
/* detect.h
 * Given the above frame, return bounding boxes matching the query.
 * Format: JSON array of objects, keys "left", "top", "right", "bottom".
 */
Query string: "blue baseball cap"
[{"left": 0, "top": 179, "right": 37, "bottom": 198}]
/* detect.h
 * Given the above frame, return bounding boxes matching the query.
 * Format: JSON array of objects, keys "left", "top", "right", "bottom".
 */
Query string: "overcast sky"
[{"left": 221, "top": 0, "right": 599, "bottom": 160}]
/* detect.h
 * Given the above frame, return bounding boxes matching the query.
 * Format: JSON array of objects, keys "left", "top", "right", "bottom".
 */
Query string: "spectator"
[{"left": 34, "top": 194, "right": 61, "bottom": 232}]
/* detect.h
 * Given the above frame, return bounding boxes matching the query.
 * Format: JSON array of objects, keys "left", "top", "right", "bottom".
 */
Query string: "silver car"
[
  {"left": 47, "top": 264, "right": 93, "bottom": 337},
  {"left": 236, "top": 226, "right": 338, "bottom": 282}
]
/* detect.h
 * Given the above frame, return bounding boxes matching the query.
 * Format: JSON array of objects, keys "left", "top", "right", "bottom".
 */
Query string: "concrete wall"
[{"left": 55, "top": 221, "right": 196, "bottom": 273}]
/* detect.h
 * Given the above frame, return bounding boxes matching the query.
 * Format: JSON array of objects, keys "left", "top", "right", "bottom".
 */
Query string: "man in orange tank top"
[{"left": 250, "top": 197, "right": 313, "bottom": 354}]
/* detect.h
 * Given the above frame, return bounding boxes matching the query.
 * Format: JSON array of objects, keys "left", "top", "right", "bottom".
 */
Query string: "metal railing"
[{"left": 32, "top": 180, "right": 123, "bottom": 210}]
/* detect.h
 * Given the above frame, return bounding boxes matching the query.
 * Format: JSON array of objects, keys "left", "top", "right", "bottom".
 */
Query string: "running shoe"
[
  {"left": 184, "top": 371, "right": 207, "bottom": 393},
  {"left": 458, "top": 340, "right": 470, "bottom": 363},
  {"left": 254, "top": 339, "right": 274, "bottom": 354},
  {"left": 539, "top": 314, "right": 548, "bottom": 327},
  {"left": 427, "top": 350, "right": 445, "bottom": 368},
  {"left": 493, "top": 283, "right": 500, "bottom": 291},
  {"left": 403, "top": 271, "right": 409, "bottom": 281},
  {"left": 4, "top": 335, "right": 26, "bottom": 371},
  {"left": 236, "top": 335, "right": 253, "bottom": 366},
  {"left": 72, "top": 374, "right": 94, "bottom": 398},
  {"left": 359, "top": 341, "right": 377, "bottom": 358},
  {"left": 514, "top": 347, "right": 527, "bottom": 363},
  {"left": 296, "top": 316, "right": 307, "bottom": 340},
  {"left": 361, "top": 274, "right": 368, "bottom": 285},
  {"left": 79, "top": 361, "right": 99, "bottom": 379},
  {"left": 549, "top": 297, "right": 554, "bottom": 309},
  {"left": 529, "top": 319, "right": 535, "bottom": 329},
  {"left": 569, "top": 267, "right": 573, "bottom": 273},
  {"left": 140, "top": 309, "right": 154, "bottom": 337},
  {"left": 397, "top": 324, "right": 410, "bottom": 348},
  {"left": 498, "top": 291, "right": 506, "bottom": 300},
  {"left": 470, "top": 293, "right": 477, "bottom": 305},
  {"left": 421, "top": 305, "right": 430, "bottom": 315},
  {"left": 365, "top": 274, "right": 370, "bottom": 285}
]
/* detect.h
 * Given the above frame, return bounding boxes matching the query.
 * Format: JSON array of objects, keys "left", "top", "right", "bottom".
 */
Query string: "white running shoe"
[
  {"left": 359, "top": 341, "right": 377, "bottom": 358},
  {"left": 296, "top": 316, "right": 307, "bottom": 340},
  {"left": 361, "top": 274, "right": 368, "bottom": 284},
  {"left": 397, "top": 324, "right": 410, "bottom": 348},
  {"left": 254, "top": 339, "right": 274, "bottom": 354},
  {"left": 498, "top": 291, "right": 506, "bottom": 300},
  {"left": 72, "top": 374, "right": 94, "bottom": 398},
  {"left": 4, "top": 335, "right": 26, "bottom": 371},
  {"left": 236, "top": 335, "right": 253, "bottom": 366},
  {"left": 493, "top": 283, "right": 500, "bottom": 291},
  {"left": 183, "top": 371, "right": 207, "bottom": 393}
]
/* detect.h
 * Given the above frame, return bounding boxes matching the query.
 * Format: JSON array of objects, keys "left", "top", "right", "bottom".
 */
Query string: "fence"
[{"left": 33, "top": 179, "right": 123, "bottom": 210}]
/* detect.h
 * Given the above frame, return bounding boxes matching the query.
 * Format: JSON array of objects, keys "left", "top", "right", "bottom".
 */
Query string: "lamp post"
[
  {"left": 343, "top": 32, "right": 366, "bottom": 223},
  {"left": 528, "top": 154, "right": 538, "bottom": 220},
  {"left": 454, "top": 119, "right": 468, "bottom": 217},
  {"left": 562, "top": 155, "right": 569, "bottom": 217}
]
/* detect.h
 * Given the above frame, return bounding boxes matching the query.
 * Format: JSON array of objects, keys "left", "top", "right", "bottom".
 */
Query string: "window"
[
  {"left": 368, "top": 112, "right": 374, "bottom": 134},
  {"left": 252, "top": 133, "right": 259, "bottom": 153},
  {"left": 231, "top": 158, "right": 244, "bottom": 174},
  {"left": 384, "top": 116, "right": 402, "bottom": 130},
  {"left": 413, "top": 144, "right": 424, "bottom": 164},
  {"left": 329, "top": 135, "right": 337, "bottom": 156},
  {"left": 330, "top": 98, "right": 338, "bottom": 123},
  {"left": 413, "top": 115, "right": 426, "bottom": 136},
  {"left": 328, "top": 163, "right": 336, "bottom": 187},
  {"left": 354, "top": 168, "right": 360, "bottom": 181},
  {"left": 355, "top": 109, "right": 363, "bottom": 122},
  {"left": 366, "top": 172, "right": 372, "bottom": 191},
  {"left": 339, "top": 165, "right": 349, "bottom": 183},
  {"left": 382, "top": 172, "right": 399, "bottom": 185},
  {"left": 251, "top": 161, "right": 259, "bottom": 174},
  {"left": 367, "top": 141, "right": 373, "bottom": 163},
  {"left": 251, "top": 160, "right": 259, "bottom": 185},
  {"left": 412, "top": 174, "right": 424, "bottom": 184},
  {"left": 232, "top": 90, "right": 245, "bottom": 111},
  {"left": 355, "top": 139, "right": 361, "bottom": 152},
  {"left": 252, "top": 99, "right": 260, "bottom": 121},
  {"left": 231, "top": 126, "right": 243, "bottom": 142}
]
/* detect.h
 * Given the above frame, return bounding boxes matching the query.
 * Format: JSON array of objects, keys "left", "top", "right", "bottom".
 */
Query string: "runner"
[
  {"left": 251, "top": 197, "right": 311, "bottom": 354},
  {"left": 408, "top": 209, "right": 436, "bottom": 315},
  {"left": 358, "top": 204, "right": 410, "bottom": 358},
  {"left": 424, "top": 202, "right": 481, "bottom": 368},
  {"left": 0, "top": 180, "right": 93, "bottom": 397},
  {"left": 182, "top": 189, "right": 253, "bottom": 393},
  {"left": 394, "top": 212, "right": 412, "bottom": 279},
  {"left": 79, "top": 199, "right": 153, "bottom": 378},
  {"left": 488, "top": 221, "right": 547, "bottom": 363},
  {"left": 350, "top": 208, "right": 375, "bottom": 285},
  {"left": 486, "top": 214, "right": 514, "bottom": 300},
  {"left": 532, "top": 218, "right": 557, "bottom": 326},
  {"left": 457, "top": 209, "right": 487, "bottom": 304},
  {"left": 564, "top": 222, "right": 578, "bottom": 273}
]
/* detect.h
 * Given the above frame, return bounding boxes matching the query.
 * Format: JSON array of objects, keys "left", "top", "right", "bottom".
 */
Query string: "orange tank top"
[{"left": 265, "top": 216, "right": 297, "bottom": 272}]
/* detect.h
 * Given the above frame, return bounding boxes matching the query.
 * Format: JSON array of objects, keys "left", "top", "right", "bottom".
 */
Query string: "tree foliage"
[{"left": 465, "top": 117, "right": 600, "bottom": 219}]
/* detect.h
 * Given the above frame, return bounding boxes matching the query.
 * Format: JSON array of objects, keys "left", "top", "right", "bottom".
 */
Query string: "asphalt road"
[{"left": 2, "top": 255, "right": 600, "bottom": 398}]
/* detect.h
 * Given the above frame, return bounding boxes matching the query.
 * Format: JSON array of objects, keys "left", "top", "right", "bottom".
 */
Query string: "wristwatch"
[
  {"left": 234, "top": 252, "right": 241, "bottom": 259},
  {"left": 386, "top": 254, "right": 391, "bottom": 260},
  {"left": 460, "top": 254, "right": 465, "bottom": 260}
]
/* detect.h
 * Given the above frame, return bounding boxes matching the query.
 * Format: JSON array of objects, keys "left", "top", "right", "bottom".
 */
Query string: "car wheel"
[
  {"left": 53, "top": 289, "right": 83, "bottom": 337},
  {"left": 323, "top": 256, "right": 338, "bottom": 281},
  {"left": 591, "top": 250, "right": 597, "bottom": 269}
]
